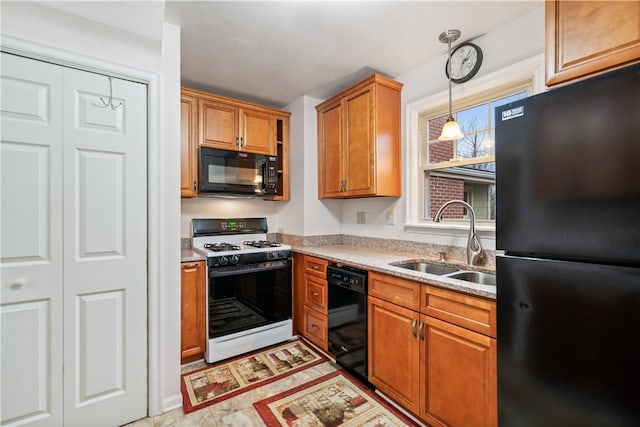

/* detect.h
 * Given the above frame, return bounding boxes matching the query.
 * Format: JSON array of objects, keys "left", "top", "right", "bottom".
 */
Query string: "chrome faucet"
[{"left": 433, "top": 200, "right": 483, "bottom": 266}]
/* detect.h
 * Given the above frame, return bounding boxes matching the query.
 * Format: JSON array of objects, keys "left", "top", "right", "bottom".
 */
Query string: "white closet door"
[
  {"left": 1, "top": 53, "right": 64, "bottom": 426},
  {"left": 62, "top": 69, "right": 147, "bottom": 426}
]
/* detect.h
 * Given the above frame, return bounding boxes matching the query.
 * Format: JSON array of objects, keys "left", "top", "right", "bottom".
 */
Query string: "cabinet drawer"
[
  {"left": 305, "top": 274, "right": 327, "bottom": 311},
  {"left": 368, "top": 271, "right": 421, "bottom": 311},
  {"left": 303, "top": 307, "right": 328, "bottom": 350},
  {"left": 304, "top": 255, "right": 328, "bottom": 278},
  {"left": 421, "top": 286, "right": 496, "bottom": 338}
]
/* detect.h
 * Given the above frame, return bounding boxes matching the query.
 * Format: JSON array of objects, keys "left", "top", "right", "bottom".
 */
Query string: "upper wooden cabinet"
[
  {"left": 180, "top": 88, "right": 291, "bottom": 200},
  {"left": 180, "top": 94, "right": 198, "bottom": 198},
  {"left": 199, "top": 98, "right": 275, "bottom": 155},
  {"left": 316, "top": 74, "right": 403, "bottom": 198},
  {"left": 546, "top": 0, "right": 640, "bottom": 86}
]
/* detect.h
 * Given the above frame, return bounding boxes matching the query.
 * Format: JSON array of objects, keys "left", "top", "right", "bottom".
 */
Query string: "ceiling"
[
  {"left": 165, "top": 1, "right": 542, "bottom": 109},
  {"left": 39, "top": 1, "right": 543, "bottom": 109}
]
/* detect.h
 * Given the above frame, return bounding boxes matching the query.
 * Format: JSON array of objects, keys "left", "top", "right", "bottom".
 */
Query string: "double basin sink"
[{"left": 389, "top": 260, "right": 496, "bottom": 287}]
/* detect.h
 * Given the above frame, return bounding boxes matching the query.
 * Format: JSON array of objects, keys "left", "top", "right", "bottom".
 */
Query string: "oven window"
[{"left": 209, "top": 266, "right": 292, "bottom": 338}]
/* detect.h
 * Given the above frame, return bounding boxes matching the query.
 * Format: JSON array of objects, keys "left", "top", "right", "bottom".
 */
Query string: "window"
[{"left": 420, "top": 84, "right": 531, "bottom": 222}]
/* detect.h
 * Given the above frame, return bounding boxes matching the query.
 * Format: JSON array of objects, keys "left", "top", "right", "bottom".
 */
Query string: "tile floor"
[
  {"left": 123, "top": 341, "right": 424, "bottom": 427},
  {"left": 123, "top": 358, "right": 339, "bottom": 427}
]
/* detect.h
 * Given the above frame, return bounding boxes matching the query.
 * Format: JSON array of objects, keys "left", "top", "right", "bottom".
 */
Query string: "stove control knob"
[
  {"left": 268, "top": 252, "right": 275, "bottom": 259},
  {"left": 229, "top": 255, "right": 239, "bottom": 265},
  {"left": 218, "top": 256, "right": 229, "bottom": 266}
]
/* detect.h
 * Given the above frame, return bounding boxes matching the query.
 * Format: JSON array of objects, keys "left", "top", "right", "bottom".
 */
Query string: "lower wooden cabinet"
[
  {"left": 421, "top": 315, "right": 496, "bottom": 427},
  {"left": 181, "top": 260, "right": 206, "bottom": 364},
  {"left": 303, "top": 308, "right": 328, "bottom": 350},
  {"left": 293, "top": 253, "right": 328, "bottom": 350},
  {"left": 368, "top": 296, "right": 421, "bottom": 414},
  {"left": 368, "top": 271, "right": 497, "bottom": 427}
]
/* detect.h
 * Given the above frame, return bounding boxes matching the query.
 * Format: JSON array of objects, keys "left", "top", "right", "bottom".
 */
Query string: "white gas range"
[{"left": 192, "top": 218, "right": 293, "bottom": 363}]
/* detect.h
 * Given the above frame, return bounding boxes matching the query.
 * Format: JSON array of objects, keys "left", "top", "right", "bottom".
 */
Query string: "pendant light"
[{"left": 438, "top": 29, "right": 464, "bottom": 141}]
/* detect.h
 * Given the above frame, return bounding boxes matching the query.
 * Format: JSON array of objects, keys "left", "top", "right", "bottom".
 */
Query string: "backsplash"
[
  {"left": 181, "top": 238, "right": 192, "bottom": 249},
  {"left": 277, "top": 233, "right": 496, "bottom": 269}
]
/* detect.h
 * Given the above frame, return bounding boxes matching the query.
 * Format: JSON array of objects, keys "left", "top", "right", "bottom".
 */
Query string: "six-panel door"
[{"left": 1, "top": 53, "right": 148, "bottom": 426}]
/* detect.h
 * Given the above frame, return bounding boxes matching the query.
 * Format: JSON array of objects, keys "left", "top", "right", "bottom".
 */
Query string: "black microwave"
[{"left": 199, "top": 147, "right": 278, "bottom": 197}]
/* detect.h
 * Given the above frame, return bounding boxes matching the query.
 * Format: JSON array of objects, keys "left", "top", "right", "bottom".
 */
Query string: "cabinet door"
[
  {"left": 181, "top": 261, "right": 206, "bottom": 363},
  {"left": 421, "top": 315, "right": 497, "bottom": 427},
  {"left": 546, "top": 0, "right": 640, "bottom": 85},
  {"left": 199, "top": 99, "right": 238, "bottom": 149},
  {"left": 305, "top": 274, "right": 327, "bottom": 311},
  {"left": 317, "top": 101, "right": 345, "bottom": 198},
  {"left": 180, "top": 94, "right": 198, "bottom": 197},
  {"left": 368, "top": 296, "right": 421, "bottom": 415},
  {"left": 344, "top": 84, "right": 375, "bottom": 196},
  {"left": 303, "top": 307, "right": 328, "bottom": 351},
  {"left": 240, "top": 108, "right": 275, "bottom": 155}
]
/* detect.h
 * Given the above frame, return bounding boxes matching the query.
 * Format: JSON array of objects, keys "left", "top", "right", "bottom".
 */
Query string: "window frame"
[{"left": 404, "top": 55, "right": 545, "bottom": 239}]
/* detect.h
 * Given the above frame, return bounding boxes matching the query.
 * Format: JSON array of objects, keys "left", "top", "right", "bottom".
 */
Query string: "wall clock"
[{"left": 446, "top": 42, "right": 483, "bottom": 84}]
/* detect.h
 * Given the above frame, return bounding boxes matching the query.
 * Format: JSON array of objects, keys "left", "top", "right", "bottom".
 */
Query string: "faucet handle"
[{"left": 436, "top": 251, "right": 446, "bottom": 262}]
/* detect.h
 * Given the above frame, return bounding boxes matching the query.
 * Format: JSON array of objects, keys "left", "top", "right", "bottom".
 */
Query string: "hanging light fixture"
[{"left": 438, "top": 29, "right": 464, "bottom": 141}]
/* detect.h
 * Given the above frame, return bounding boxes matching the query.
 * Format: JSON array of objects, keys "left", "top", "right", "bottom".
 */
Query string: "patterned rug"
[
  {"left": 181, "top": 339, "right": 327, "bottom": 414},
  {"left": 253, "top": 370, "right": 419, "bottom": 426}
]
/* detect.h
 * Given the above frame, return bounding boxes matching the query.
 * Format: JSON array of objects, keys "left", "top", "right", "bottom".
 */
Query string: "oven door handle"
[{"left": 209, "top": 260, "right": 291, "bottom": 277}]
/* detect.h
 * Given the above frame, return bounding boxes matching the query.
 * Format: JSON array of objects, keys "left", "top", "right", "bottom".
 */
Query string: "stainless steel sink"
[
  {"left": 446, "top": 271, "right": 496, "bottom": 286},
  {"left": 390, "top": 260, "right": 460, "bottom": 275}
]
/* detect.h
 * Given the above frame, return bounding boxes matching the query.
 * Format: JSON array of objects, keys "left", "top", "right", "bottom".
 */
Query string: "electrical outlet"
[
  {"left": 386, "top": 210, "right": 395, "bottom": 225},
  {"left": 356, "top": 211, "right": 366, "bottom": 224}
]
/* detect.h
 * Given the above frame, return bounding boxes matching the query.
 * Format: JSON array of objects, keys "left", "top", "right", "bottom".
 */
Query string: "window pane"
[
  {"left": 428, "top": 140, "right": 455, "bottom": 163},
  {"left": 456, "top": 131, "right": 490, "bottom": 159},
  {"left": 426, "top": 162, "right": 496, "bottom": 220}
]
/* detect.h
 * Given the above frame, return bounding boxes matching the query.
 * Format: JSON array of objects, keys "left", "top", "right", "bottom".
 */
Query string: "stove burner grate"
[
  {"left": 243, "top": 240, "right": 281, "bottom": 249},
  {"left": 204, "top": 243, "right": 241, "bottom": 252}
]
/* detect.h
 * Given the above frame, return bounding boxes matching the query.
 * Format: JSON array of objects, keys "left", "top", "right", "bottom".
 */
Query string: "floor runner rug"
[
  {"left": 181, "top": 338, "right": 327, "bottom": 414},
  {"left": 253, "top": 370, "right": 419, "bottom": 426}
]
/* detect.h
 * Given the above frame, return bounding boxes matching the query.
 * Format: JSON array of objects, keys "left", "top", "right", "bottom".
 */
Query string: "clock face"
[{"left": 447, "top": 43, "right": 483, "bottom": 84}]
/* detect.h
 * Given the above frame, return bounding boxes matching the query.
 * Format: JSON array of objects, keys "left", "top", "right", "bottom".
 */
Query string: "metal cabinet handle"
[
  {"left": 193, "top": 180, "right": 197, "bottom": 191},
  {"left": 312, "top": 265, "right": 319, "bottom": 270},
  {"left": 311, "top": 324, "right": 319, "bottom": 331},
  {"left": 239, "top": 136, "right": 244, "bottom": 148},
  {"left": 235, "top": 137, "right": 239, "bottom": 147},
  {"left": 411, "top": 319, "right": 417, "bottom": 338},
  {"left": 419, "top": 321, "right": 425, "bottom": 341},
  {"left": 311, "top": 291, "right": 319, "bottom": 296}
]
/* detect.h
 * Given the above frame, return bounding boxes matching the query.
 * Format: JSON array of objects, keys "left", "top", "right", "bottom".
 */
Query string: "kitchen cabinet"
[
  {"left": 297, "top": 255, "right": 329, "bottom": 351},
  {"left": 180, "top": 93, "right": 198, "bottom": 197},
  {"left": 181, "top": 260, "right": 206, "bottom": 364},
  {"left": 545, "top": 0, "right": 640, "bottom": 86},
  {"left": 180, "top": 87, "right": 291, "bottom": 200},
  {"left": 316, "top": 74, "right": 403, "bottom": 198},
  {"left": 368, "top": 271, "right": 497, "bottom": 427},
  {"left": 199, "top": 96, "right": 274, "bottom": 155}
]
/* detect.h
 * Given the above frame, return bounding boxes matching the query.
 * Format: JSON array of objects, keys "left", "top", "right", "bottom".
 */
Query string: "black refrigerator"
[{"left": 495, "top": 63, "right": 640, "bottom": 426}]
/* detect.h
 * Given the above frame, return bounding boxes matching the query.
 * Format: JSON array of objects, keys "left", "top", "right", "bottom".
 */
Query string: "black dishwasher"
[{"left": 327, "top": 263, "right": 368, "bottom": 385}]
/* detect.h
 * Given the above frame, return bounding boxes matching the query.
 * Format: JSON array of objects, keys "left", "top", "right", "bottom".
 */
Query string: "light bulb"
[{"left": 438, "top": 118, "right": 464, "bottom": 141}]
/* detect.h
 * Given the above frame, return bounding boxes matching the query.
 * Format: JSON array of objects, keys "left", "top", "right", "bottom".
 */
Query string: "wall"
[
  {"left": 1, "top": 1, "right": 182, "bottom": 416},
  {"left": 340, "top": 6, "right": 545, "bottom": 249}
]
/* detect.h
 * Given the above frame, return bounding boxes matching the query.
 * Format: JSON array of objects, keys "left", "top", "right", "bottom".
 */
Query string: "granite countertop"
[
  {"left": 181, "top": 249, "right": 206, "bottom": 262},
  {"left": 292, "top": 244, "right": 496, "bottom": 300}
]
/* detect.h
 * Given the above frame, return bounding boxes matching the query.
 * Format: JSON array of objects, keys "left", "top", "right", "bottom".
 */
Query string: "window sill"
[{"left": 404, "top": 221, "right": 496, "bottom": 239}]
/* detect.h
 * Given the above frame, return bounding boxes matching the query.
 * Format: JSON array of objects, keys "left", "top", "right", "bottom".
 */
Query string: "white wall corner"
[{"left": 153, "top": 21, "right": 182, "bottom": 416}]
